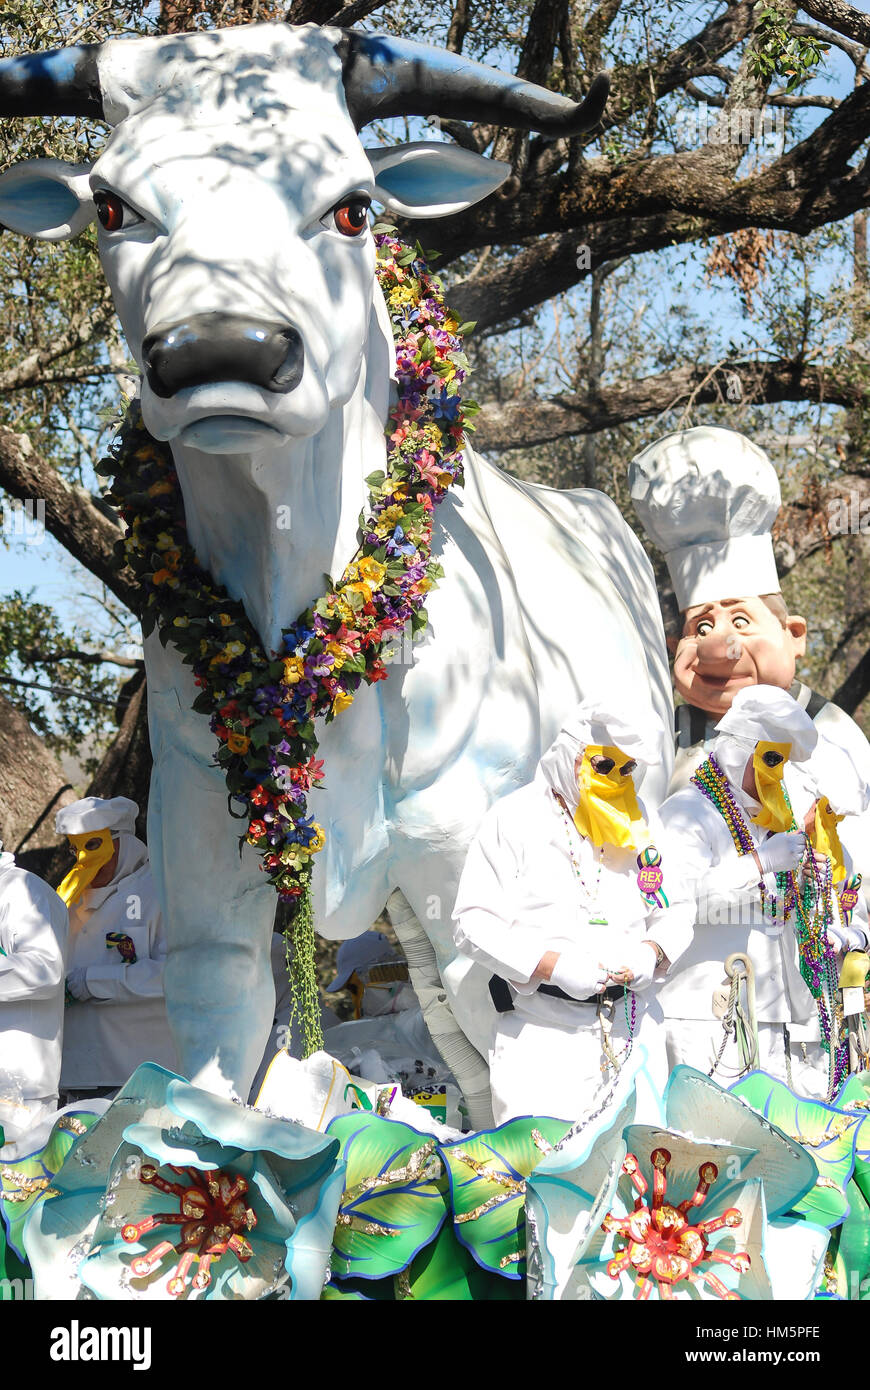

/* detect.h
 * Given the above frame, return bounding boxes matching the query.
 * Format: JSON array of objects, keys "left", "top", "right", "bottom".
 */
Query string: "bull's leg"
[
  {"left": 386, "top": 888, "right": 494, "bottom": 1130},
  {"left": 147, "top": 681, "right": 276, "bottom": 1099}
]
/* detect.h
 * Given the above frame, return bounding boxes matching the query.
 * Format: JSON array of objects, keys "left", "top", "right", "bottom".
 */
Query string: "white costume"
[
  {"left": 452, "top": 703, "right": 695, "bottom": 1123},
  {"left": 0, "top": 844, "right": 68, "bottom": 1150},
  {"left": 55, "top": 798, "right": 179, "bottom": 1088},
  {"left": 629, "top": 426, "right": 870, "bottom": 900},
  {"left": 658, "top": 687, "right": 868, "bottom": 1100}
]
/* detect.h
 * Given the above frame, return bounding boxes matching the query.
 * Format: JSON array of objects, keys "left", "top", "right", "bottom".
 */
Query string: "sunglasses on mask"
[
  {"left": 759, "top": 750, "right": 785, "bottom": 768},
  {"left": 590, "top": 755, "right": 638, "bottom": 777}
]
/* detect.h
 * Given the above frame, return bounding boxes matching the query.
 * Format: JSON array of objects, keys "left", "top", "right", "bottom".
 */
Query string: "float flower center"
[
  {"left": 601, "top": 1148, "right": 749, "bottom": 1300},
  {"left": 120, "top": 1163, "right": 257, "bottom": 1297}
]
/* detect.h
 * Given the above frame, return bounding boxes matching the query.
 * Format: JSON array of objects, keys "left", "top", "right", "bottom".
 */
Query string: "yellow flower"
[
  {"left": 417, "top": 577, "right": 432, "bottom": 593},
  {"left": 218, "top": 613, "right": 233, "bottom": 626},
  {"left": 308, "top": 823, "right": 326, "bottom": 853},
  {"left": 332, "top": 690, "right": 354, "bottom": 715},
  {"left": 389, "top": 285, "right": 415, "bottom": 307},
  {"left": 227, "top": 732, "right": 250, "bottom": 754},
  {"left": 155, "top": 530, "right": 175, "bottom": 550},
  {"left": 173, "top": 615, "right": 190, "bottom": 628},
  {"left": 283, "top": 656, "right": 304, "bottom": 685},
  {"left": 359, "top": 556, "right": 387, "bottom": 582},
  {"left": 377, "top": 505, "right": 404, "bottom": 530},
  {"left": 346, "top": 580, "right": 373, "bottom": 602},
  {"left": 147, "top": 480, "right": 174, "bottom": 497},
  {"left": 225, "top": 640, "right": 246, "bottom": 658},
  {"left": 237, "top": 671, "right": 253, "bottom": 688},
  {"left": 335, "top": 599, "right": 357, "bottom": 625}
]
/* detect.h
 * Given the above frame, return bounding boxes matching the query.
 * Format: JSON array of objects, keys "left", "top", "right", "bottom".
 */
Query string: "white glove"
[
  {"left": 549, "top": 949, "right": 608, "bottom": 1000},
  {"left": 828, "top": 923, "right": 865, "bottom": 953},
  {"left": 607, "top": 942, "right": 658, "bottom": 992},
  {"left": 65, "top": 967, "right": 91, "bottom": 1002},
  {"left": 757, "top": 832, "right": 805, "bottom": 875}
]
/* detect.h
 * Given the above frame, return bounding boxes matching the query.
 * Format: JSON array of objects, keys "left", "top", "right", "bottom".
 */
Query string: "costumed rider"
[
  {"left": 658, "top": 684, "right": 869, "bottom": 1101},
  {"left": 451, "top": 700, "right": 695, "bottom": 1124},
  {"left": 629, "top": 425, "right": 870, "bottom": 908},
  {"left": 55, "top": 796, "right": 178, "bottom": 1098},
  {"left": 0, "top": 839, "right": 68, "bottom": 1156}
]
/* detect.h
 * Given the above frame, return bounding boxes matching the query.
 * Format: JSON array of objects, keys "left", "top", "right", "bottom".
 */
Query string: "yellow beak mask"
[
  {"left": 573, "top": 745, "right": 648, "bottom": 850},
  {"left": 57, "top": 829, "right": 115, "bottom": 907},
  {"left": 811, "top": 799, "right": 847, "bottom": 886},
  {"left": 750, "top": 742, "right": 793, "bottom": 833}
]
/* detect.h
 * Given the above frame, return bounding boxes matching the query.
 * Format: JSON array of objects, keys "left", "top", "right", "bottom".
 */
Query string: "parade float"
[{"left": 0, "top": 18, "right": 868, "bottom": 1304}]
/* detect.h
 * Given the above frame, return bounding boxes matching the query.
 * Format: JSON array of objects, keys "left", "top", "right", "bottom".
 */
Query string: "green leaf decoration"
[
  {"left": 326, "top": 1113, "right": 447, "bottom": 1281},
  {"left": 321, "top": 1279, "right": 385, "bottom": 1301},
  {"left": 835, "top": 1076, "right": 870, "bottom": 1212},
  {"left": 0, "top": 1221, "right": 30, "bottom": 1289},
  {"left": 816, "top": 1179, "right": 870, "bottom": 1300},
  {"left": 731, "top": 1073, "right": 859, "bottom": 1228},
  {"left": 439, "top": 1117, "right": 571, "bottom": 1280},
  {"left": 0, "top": 1111, "right": 100, "bottom": 1263},
  {"left": 396, "top": 1217, "right": 525, "bottom": 1301}
]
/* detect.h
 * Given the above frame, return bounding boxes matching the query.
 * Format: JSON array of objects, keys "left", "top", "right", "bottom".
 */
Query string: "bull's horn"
[
  {"left": 337, "top": 31, "right": 608, "bottom": 136},
  {"left": 0, "top": 44, "right": 103, "bottom": 118}
]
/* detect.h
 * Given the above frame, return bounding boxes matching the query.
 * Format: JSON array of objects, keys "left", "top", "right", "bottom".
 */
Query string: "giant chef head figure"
[{"left": 629, "top": 426, "right": 807, "bottom": 718}]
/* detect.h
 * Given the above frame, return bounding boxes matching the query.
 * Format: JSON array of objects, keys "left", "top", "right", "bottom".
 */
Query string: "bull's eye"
[
  {"left": 93, "top": 190, "right": 137, "bottom": 232},
  {"left": 333, "top": 199, "right": 370, "bottom": 237}
]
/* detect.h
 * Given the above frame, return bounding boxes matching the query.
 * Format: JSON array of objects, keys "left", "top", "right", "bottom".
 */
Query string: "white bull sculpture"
[{"left": 0, "top": 23, "right": 674, "bottom": 1123}]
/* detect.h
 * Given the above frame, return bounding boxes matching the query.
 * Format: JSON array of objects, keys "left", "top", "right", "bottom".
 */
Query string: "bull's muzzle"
[{"left": 142, "top": 313, "right": 304, "bottom": 399}]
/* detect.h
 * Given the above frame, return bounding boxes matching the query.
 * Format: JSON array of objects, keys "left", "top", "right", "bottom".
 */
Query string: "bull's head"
[{"left": 0, "top": 25, "right": 607, "bottom": 454}]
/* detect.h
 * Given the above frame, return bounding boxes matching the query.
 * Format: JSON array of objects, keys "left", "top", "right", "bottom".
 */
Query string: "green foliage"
[
  {"left": 750, "top": 5, "right": 830, "bottom": 94},
  {"left": 0, "top": 589, "right": 123, "bottom": 768}
]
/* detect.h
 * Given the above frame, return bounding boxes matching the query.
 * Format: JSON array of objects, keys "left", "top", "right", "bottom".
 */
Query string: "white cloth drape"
[{"left": 0, "top": 850, "right": 68, "bottom": 1139}]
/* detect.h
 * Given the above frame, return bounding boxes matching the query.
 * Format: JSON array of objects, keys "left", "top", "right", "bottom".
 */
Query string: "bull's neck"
[{"left": 169, "top": 383, "right": 383, "bottom": 656}]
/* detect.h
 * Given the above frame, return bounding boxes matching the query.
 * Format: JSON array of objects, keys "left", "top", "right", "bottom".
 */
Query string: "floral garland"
[{"left": 104, "top": 228, "right": 476, "bottom": 1048}]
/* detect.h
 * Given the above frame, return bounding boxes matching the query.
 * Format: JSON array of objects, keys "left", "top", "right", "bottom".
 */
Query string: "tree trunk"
[
  {"left": 25, "top": 671, "right": 154, "bottom": 890},
  {"left": 0, "top": 692, "right": 77, "bottom": 876}
]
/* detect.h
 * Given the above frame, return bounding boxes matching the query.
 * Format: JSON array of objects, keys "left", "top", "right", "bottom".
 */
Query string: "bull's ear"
[
  {"left": 0, "top": 159, "right": 95, "bottom": 241},
  {"left": 367, "top": 141, "right": 510, "bottom": 218}
]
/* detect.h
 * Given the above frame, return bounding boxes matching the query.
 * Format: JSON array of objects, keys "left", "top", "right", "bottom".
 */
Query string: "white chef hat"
[
  {"left": 55, "top": 795, "right": 139, "bottom": 838},
  {"left": 802, "top": 732, "right": 870, "bottom": 818},
  {"left": 327, "top": 931, "right": 399, "bottom": 991},
  {"left": 560, "top": 697, "right": 662, "bottom": 766},
  {"left": 713, "top": 685, "right": 817, "bottom": 762},
  {"left": 628, "top": 426, "right": 781, "bottom": 610},
  {"left": 537, "top": 696, "right": 663, "bottom": 808}
]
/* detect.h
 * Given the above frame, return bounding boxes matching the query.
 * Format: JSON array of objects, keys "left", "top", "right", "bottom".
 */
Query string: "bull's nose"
[{"left": 142, "top": 313, "right": 304, "bottom": 399}]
